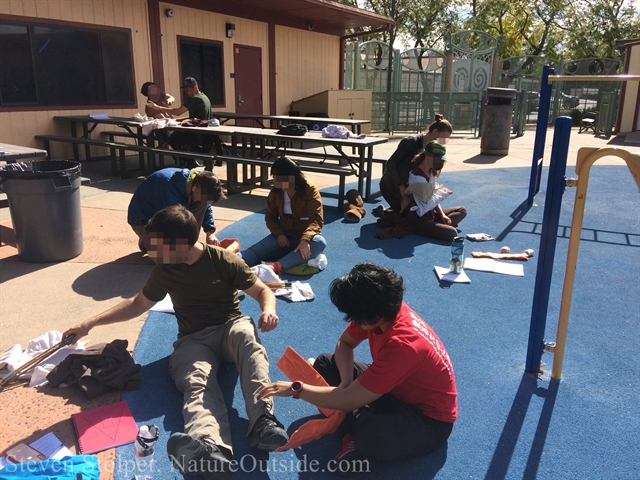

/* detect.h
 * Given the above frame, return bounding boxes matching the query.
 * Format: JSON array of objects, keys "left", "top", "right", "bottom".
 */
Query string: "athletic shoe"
[
  {"left": 248, "top": 413, "right": 289, "bottom": 451},
  {"left": 166, "top": 432, "right": 233, "bottom": 480},
  {"left": 334, "top": 434, "right": 369, "bottom": 476}
]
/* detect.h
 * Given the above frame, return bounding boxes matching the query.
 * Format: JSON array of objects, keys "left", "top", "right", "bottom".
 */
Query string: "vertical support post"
[
  {"left": 527, "top": 65, "right": 555, "bottom": 205},
  {"left": 525, "top": 116, "right": 572, "bottom": 375}
]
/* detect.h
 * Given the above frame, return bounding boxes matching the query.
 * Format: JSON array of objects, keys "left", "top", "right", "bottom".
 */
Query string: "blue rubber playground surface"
[{"left": 116, "top": 165, "right": 639, "bottom": 479}]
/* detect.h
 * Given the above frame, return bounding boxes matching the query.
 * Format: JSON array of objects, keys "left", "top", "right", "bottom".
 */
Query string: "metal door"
[{"left": 233, "top": 45, "right": 263, "bottom": 127}]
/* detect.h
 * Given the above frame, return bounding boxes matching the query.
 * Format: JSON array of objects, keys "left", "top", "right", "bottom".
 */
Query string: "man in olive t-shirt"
[{"left": 64, "top": 205, "right": 289, "bottom": 478}]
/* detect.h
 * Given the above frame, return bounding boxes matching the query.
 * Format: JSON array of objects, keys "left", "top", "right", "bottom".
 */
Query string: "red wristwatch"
[{"left": 291, "top": 381, "right": 303, "bottom": 399}]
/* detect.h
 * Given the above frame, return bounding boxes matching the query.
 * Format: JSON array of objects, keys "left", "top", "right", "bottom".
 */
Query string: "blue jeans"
[{"left": 239, "top": 234, "right": 326, "bottom": 271}]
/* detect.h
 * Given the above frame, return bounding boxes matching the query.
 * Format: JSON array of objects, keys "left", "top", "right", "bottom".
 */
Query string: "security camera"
[
  {"left": 165, "top": 8, "right": 174, "bottom": 17},
  {"left": 307, "top": 22, "right": 314, "bottom": 31}
]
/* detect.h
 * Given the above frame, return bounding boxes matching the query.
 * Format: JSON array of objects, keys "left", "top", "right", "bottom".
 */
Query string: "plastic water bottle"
[
  {"left": 134, "top": 425, "right": 158, "bottom": 480},
  {"left": 449, "top": 236, "right": 464, "bottom": 274}
]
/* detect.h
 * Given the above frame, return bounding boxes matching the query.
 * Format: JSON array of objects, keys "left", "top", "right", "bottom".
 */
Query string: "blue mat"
[{"left": 116, "top": 166, "right": 640, "bottom": 479}]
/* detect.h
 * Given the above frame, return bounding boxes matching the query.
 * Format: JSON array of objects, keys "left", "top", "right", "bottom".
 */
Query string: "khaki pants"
[{"left": 169, "top": 316, "right": 274, "bottom": 457}]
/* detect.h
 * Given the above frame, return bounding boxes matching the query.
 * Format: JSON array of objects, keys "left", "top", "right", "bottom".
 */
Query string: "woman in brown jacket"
[{"left": 239, "top": 157, "right": 326, "bottom": 274}]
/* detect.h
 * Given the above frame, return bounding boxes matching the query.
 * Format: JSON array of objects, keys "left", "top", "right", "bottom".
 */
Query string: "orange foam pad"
[{"left": 274, "top": 346, "right": 346, "bottom": 451}]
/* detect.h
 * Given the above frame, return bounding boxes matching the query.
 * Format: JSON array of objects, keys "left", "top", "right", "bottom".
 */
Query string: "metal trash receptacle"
[
  {"left": 480, "top": 88, "right": 517, "bottom": 155},
  {"left": 0, "top": 160, "right": 83, "bottom": 262}
]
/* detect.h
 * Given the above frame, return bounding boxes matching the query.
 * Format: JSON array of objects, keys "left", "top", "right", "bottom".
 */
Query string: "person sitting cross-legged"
[
  {"left": 64, "top": 205, "right": 289, "bottom": 480},
  {"left": 259, "top": 262, "right": 457, "bottom": 473}
]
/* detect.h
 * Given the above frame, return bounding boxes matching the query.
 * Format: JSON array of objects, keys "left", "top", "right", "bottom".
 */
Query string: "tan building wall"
[
  {"left": 159, "top": 2, "right": 270, "bottom": 114},
  {"left": 0, "top": 0, "right": 153, "bottom": 154},
  {"left": 619, "top": 42, "right": 640, "bottom": 133},
  {"left": 275, "top": 25, "right": 340, "bottom": 115}
]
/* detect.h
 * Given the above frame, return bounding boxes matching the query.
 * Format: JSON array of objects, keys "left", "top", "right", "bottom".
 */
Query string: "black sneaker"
[
  {"left": 166, "top": 432, "right": 233, "bottom": 480},
  {"left": 372, "top": 205, "right": 385, "bottom": 218},
  {"left": 248, "top": 413, "right": 289, "bottom": 451}
]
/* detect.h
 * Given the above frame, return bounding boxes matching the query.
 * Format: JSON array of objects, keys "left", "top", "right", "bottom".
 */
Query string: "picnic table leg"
[
  {"left": 365, "top": 146, "right": 374, "bottom": 199},
  {"left": 136, "top": 127, "right": 146, "bottom": 171},
  {"left": 356, "top": 147, "right": 366, "bottom": 198},
  {"left": 69, "top": 122, "right": 80, "bottom": 162},
  {"left": 81, "top": 122, "right": 92, "bottom": 161}
]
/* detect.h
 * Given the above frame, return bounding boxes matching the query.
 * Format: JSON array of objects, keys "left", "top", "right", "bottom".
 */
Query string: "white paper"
[
  {"left": 434, "top": 266, "right": 471, "bottom": 283},
  {"left": 30, "top": 432, "right": 64, "bottom": 458},
  {"left": 463, "top": 257, "right": 524, "bottom": 276}
]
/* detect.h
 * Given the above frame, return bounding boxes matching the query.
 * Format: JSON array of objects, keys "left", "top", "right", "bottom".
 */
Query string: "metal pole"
[
  {"left": 384, "top": 0, "right": 396, "bottom": 133},
  {"left": 524, "top": 116, "right": 572, "bottom": 375}
]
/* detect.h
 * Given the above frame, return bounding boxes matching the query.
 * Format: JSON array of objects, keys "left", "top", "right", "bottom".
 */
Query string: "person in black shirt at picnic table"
[{"left": 147, "top": 77, "right": 213, "bottom": 167}]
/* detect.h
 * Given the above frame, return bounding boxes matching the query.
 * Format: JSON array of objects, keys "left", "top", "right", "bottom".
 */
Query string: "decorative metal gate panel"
[{"left": 448, "top": 30, "right": 496, "bottom": 93}]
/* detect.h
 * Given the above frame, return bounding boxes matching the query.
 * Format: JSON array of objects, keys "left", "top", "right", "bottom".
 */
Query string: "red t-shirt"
[{"left": 347, "top": 302, "right": 458, "bottom": 423}]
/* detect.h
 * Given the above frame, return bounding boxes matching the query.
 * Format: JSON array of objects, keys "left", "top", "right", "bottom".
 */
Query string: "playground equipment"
[{"left": 524, "top": 67, "right": 640, "bottom": 378}]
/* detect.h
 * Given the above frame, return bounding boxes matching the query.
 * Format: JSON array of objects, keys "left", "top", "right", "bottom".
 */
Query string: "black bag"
[{"left": 276, "top": 123, "right": 307, "bottom": 136}]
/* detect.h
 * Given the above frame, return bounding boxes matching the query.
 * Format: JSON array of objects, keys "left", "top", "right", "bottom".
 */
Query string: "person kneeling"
[{"left": 259, "top": 263, "right": 457, "bottom": 472}]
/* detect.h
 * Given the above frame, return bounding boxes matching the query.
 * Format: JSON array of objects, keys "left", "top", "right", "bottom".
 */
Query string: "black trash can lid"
[{"left": 0, "top": 160, "right": 81, "bottom": 179}]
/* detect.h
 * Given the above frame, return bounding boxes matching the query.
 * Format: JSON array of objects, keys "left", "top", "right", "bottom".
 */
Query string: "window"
[
  {"left": 179, "top": 39, "right": 225, "bottom": 106},
  {"left": 0, "top": 20, "right": 134, "bottom": 107}
]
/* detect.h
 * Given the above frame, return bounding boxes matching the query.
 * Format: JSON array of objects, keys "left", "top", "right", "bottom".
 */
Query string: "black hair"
[
  {"left": 193, "top": 171, "right": 226, "bottom": 202},
  {"left": 271, "top": 156, "right": 308, "bottom": 196},
  {"left": 329, "top": 262, "right": 404, "bottom": 326},
  {"left": 427, "top": 113, "right": 453, "bottom": 134},
  {"left": 140, "top": 81, "right": 156, "bottom": 97},
  {"left": 145, "top": 205, "right": 199, "bottom": 247},
  {"left": 410, "top": 151, "right": 443, "bottom": 177}
]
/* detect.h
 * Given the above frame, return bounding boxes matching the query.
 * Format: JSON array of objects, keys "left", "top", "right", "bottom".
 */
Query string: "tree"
[{"left": 562, "top": 0, "right": 640, "bottom": 59}]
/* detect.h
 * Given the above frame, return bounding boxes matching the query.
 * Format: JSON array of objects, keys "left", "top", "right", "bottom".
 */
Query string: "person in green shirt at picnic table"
[{"left": 147, "top": 77, "right": 213, "bottom": 166}]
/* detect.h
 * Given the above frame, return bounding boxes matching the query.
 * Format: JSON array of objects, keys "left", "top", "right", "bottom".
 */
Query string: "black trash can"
[
  {"left": 480, "top": 87, "right": 517, "bottom": 155},
  {"left": 0, "top": 160, "right": 83, "bottom": 262}
]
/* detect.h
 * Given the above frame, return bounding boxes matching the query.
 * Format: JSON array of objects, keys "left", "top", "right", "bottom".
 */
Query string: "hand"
[
  {"left": 294, "top": 240, "right": 311, "bottom": 260},
  {"left": 63, "top": 323, "right": 91, "bottom": 343},
  {"left": 206, "top": 232, "right": 220, "bottom": 246},
  {"left": 258, "top": 381, "right": 293, "bottom": 399},
  {"left": 438, "top": 185, "right": 452, "bottom": 194},
  {"left": 258, "top": 311, "right": 279, "bottom": 333},
  {"left": 277, "top": 235, "right": 289, "bottom": 248},
  {"left": 441, "top": 214, "right": 452, "bottom": 225}
]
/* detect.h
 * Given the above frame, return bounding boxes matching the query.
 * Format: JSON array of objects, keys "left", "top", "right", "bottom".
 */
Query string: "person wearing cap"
[
  {"left": 400, "top": 140, "right": 466, "bottom": 241},
  {"left": 147, "top": 77, "right": 212, "bottom": 163},
  {"left": 377, "top": 114, "right": 453, "bottom": 215}
]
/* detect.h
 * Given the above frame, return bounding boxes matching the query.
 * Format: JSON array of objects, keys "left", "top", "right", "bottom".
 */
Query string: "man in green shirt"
[
  {"left": 64, "top": 205, "right": 289, "bottom": 478},
  {"left": 149, "top": 77, "right": 213, "bottom": 166}
]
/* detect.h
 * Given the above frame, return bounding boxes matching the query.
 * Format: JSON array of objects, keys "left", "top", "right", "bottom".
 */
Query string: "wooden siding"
[
  {"left": 619, "top": 43, "right": 640, "bottom": 132},
  {"left": 0, "top": 0, "right": 152, "bottom": 157},
  {"left": 159, "top": 2, "right": 270, "bottom": 115},
  {"left": 275, "top": 25, "right": 340, "bottom": 115}
]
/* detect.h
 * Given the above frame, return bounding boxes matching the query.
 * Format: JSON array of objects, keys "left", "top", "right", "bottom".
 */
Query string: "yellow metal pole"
[
  {"left": 548, "top": 74, "right": 640, "bottom": 83},
  {"left": 552, "top": 147, "right": 640, "bottom": 380}
]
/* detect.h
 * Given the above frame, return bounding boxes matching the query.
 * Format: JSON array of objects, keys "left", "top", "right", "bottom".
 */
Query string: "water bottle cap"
[
  {"left": 139, "top": 425, "right": 149, "bottom": 435},
  {"left": 453, "top": 236, "right": 464, "bottom": 243}
]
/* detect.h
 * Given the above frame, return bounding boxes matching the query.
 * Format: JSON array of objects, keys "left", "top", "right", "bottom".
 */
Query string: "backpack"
[{"left": 276, "top": 123, "right": 307, "bottom": 136}]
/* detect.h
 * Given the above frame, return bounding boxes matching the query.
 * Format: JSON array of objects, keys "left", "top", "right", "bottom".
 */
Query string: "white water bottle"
[{"left": 134, "top": 425, "right": 158, "bottom": 480}]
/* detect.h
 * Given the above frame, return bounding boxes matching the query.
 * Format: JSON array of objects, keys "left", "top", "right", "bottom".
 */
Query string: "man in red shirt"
[{"left": 259, "top": 262, "right": 457, "bottom": 471}]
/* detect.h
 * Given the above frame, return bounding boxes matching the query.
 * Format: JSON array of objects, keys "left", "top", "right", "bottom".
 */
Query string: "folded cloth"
[
  {"left": 46, "top": 339, "right": 142, "bottom": 399},
  {"left": 466, "top": 233, "right": 495, "bottom": 241},
  {"left": 321, "top": 125, "right": 366, "bottom": 139},
  {"left": 281, "top": 281, "right": 315, "bottom": 302},
  {"left": 274, "top": 347, "right": 346, "bottom": 451},
  {"left": 140, "top": 118, "right": 179, "bottom": 136},
  {"left": 251, "top": 264, "right": 283, "bottom": 284}
]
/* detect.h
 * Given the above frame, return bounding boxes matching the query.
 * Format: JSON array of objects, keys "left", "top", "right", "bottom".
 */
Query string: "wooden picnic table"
[
  {"left": 164, "top": 124, "right": 386, "bottom": 199},
  {"left": 212, "top": 112, "right": 370, "bottom": 134},
  {"left": 53, "top": 115, "right": 152, "bottom": 169},
  {"left": 0, "top": 143, "right": 47, "bottom": 164}
]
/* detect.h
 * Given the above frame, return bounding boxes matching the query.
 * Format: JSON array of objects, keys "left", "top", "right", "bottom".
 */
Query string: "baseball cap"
[
  {"left": 182, "top": 77, "right": 198, "bottom": 89},
  {"left": 425, "top": 140, "right": 447, "bottom": 162}
]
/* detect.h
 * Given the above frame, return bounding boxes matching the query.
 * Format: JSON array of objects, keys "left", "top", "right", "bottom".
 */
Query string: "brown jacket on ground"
[{"left": 265, "top": 180, "right": 323, "bottom": 242}]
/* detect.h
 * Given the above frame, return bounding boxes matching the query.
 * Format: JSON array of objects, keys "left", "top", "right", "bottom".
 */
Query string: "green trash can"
[{"left": 0, "top": 160, "right": 83, "bottom": 262}]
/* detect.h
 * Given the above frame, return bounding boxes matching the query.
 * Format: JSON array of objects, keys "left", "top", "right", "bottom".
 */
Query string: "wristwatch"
[{"left": 290, "top": 381, "right": 303, "bottom": 399}]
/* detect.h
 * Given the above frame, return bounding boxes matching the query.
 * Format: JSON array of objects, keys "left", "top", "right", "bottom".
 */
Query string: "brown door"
[{"left": 233, "top": 45, "right": 263, "bottom": 127}]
